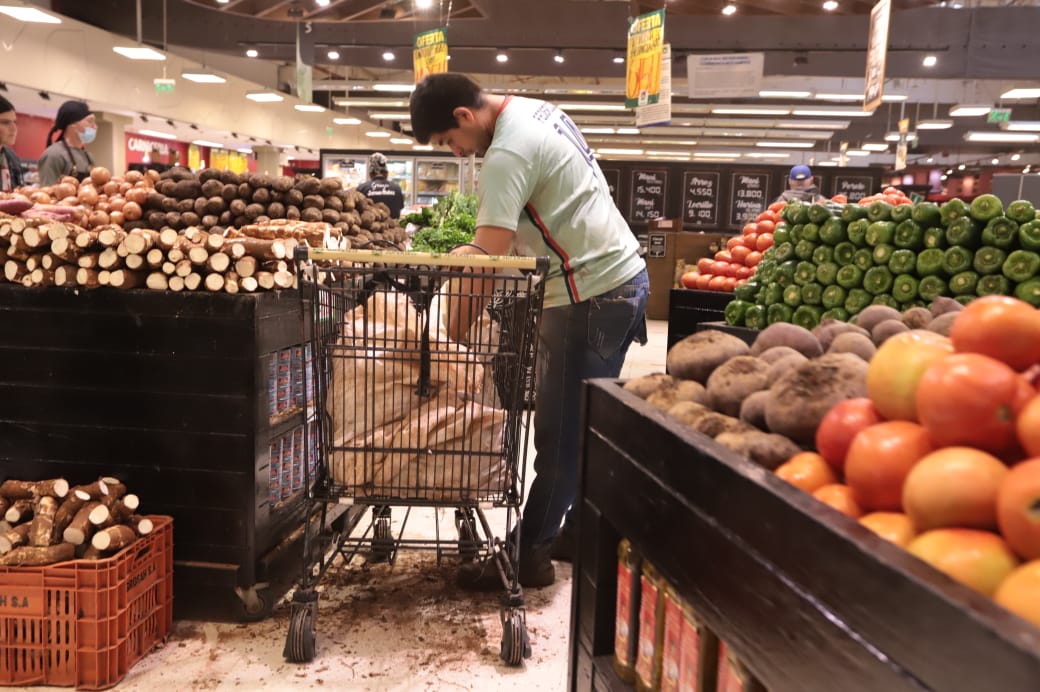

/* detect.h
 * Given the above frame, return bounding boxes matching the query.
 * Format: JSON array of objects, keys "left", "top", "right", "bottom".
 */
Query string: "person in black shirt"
[
  {"left": 357, "top": 152, "right": 405, "bottom": 219},
  {"left": 0, "top": 96, "right": 23, "bottom": 192}
]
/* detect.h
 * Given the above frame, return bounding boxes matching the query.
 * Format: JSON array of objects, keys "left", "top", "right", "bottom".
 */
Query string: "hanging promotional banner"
[
  {"left": 414, "top": 27, "right": 449, "bottom": 84},
  {"left": 635, "top": 44, "right": 671, "bottom": 127},
  {"left": 864, "top": 0, "right": 891, "bottom": 112},
  {"left": 686, "top": 53, "right": 764, "bottom": 99},
  {"left": 625, "top": 9, "right": 665, "bottom": 109}
]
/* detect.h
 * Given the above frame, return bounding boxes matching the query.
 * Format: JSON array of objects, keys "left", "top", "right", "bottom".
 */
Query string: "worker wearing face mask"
[
  {"left": 38, "top": 100, "right": 97, "bottom": 185},
  {"left": 0, "top": 95, "right": 22, "bottom": 193}
]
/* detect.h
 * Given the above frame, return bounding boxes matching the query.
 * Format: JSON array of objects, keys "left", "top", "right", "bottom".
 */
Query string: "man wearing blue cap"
[{"left": 776, "top": 164, "right": 827, "bottom": 203}]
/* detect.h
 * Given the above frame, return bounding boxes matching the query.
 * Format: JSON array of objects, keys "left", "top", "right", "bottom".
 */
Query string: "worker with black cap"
[
  {"left": 357, "top": 152, "right": 405, "bottom": 219},
  {"left": 776, "top": 164, "right": 827, "bottom": 204},
  {"left": 0, "top": 95, "right": 22, "bottom": 192},
  {"left": 37, "top": 100, "right": 96, "bottom": 185}
]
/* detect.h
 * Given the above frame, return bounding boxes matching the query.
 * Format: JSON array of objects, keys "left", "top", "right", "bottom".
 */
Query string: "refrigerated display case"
[
  {"left": 386, "top": 158, "right": 413, "bottom": 203},
  {"left": 415, "top": 158, "right": 462, "bottom": 205},
  {"left": 320, "top": 152, "right": 414, "bottom": 204},
  {"left": 462, "top": 156, "right": 482, "bottom": 196}
]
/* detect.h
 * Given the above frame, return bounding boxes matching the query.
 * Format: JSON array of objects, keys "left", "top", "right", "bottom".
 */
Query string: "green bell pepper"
[
  {"left": 819, "top": 218, "right": 848, "bottom": 246},
  {"left": 767, "top": 303, "right": 795, "bottom": 325},
  {"left": 853, "top": 248, "right": 874, "bottom": 272},
  {"left": 816, "top": 261, "right": 839, "bottom": 286},
  {"left": 900, "top": 300, "right": 927, "bottom": 311},
  {"left": 972, "top": 246, "right": 1008, "bottom": 276},
  {"left": 733, "top": 282, "right": 760, "bottom": 302},
  {"left": 756, "top": 263, "right": 777, "bottom": 284},
  {"left": 836, "top": 264, "right": 864, "bottom": 290},
  {"left": 725, "top": 299, "right": 751, "bottom": 326},
  {"left": 918, "top": 275, "right": 949, "bottom": 301},
  {"left": 795, "top": 239, "right": 818, "bottom": 261},
  {"left": 812, "top": 245, "right": 835, "bottom": 265},
  {"left": 744, "top": 304, "right": 768, "bottom": 329},
  {"left": 887, "top": 249, "right": 917, "bottom": 275},
  {"left": 867, "top": 201, "right": 894, "bottom": 223},
  {"left": 822, "top": 284, "right": 847, "bottom": 309},
  {"left": 945, "top": 217, "right": 982, "bottom": 248},
  {"left": 955, "top": 295, "right": 976, "bottom": 306},
  {"left": 980, "top": 217, "right": 1019, "bottom": 250},
  {"left": 911, "top": 202, "right": 942, "bottom": 227},
  {"left": 782, "top": 284, "right": 803, "bottom": 307},
  {"left": 1006, "top": 200, "right": 1037, "bottom": 225},
  {"left": 1014, "top": 277, "right": 1040, "bottom": 307},
  {"left": 1002, "top": 249, "right": 1040, "bottom": 283},
  {"left": 789, "top": 224, "right": 805, "bottom": 244},
  {"left": 893, "top": 220, "right": 924, "bottom": 250},
  {"left": 891, "top": 274, "right": 919, "bottom": 304},
  {"left": 942, "top": 246, "right": 974, "bottom": 276},
  {"left": 922, "top": 226, "right": 948, "bottom": 250},
  {"left": 969, "top": 193, "right": 1004, "bottom": 223},
  {"left": 871, "top": 294, "right": 900, "bottom": 309},
  {"left": 801, "top": 223, "right": 821, "bottom": 243},
  {"left": 781, "top": 201, "right": 802, "bottom": 224},
  {"left": 872, "top": 243, "right": 895, "bottom": 266},
  {"left": 841, "top": 204, "right": 868, "bottom": 223},
  {"left": 949, "top": 271, "right": 980, "bottom": 296},
  {"left": 792, "top": 202, "right": 810, "bottom": 225},
  {"left": 940, "top": 198, "right": 970, "bottom": 226},
  {"left": 833, "top": 242, "right": 856, "bottom": 266},
  {"left": 773, "top": 241, "right": 796, "bottom": 263},
  {"left": 844, "top": 288, "right": 872, "bottom": 315},
  {"left": 822, "top": 307, "right": 851, "bottom": 322},
  {"left": 847, "top": 219, "right": 870, "bottom": 247},
  {"left": 865, "top": 221, "right": 897, "bottom": 247},
  {"left": 807, "top": 204, "right": 833, "bottom": 225},
  {"left": 761, "top": 281, "right": 784, "bottom": 305},
  {"left": 772, "top": 226, "right": 791, "bottom": 245},
  {"left": 800, "top": 282, "right": 824, "bottom": 306},
  {"left": 864, "top": 266, "right": 894, "bottom": 295},
  {"left": 977, "top": 274, "right": 1012, "bottom": 297},
  {"left": 890, "top": 204, "right": 913, "bottom": 223},
  {"left": 792, "top": 304, "right": 824, "bottom": 331},
  {"left": 1019, "top": 220, "right": 1040, "bottom": 252},
  {"left": 916, "top": 248, "right": 945, "bottom": 276},
  {"left": 794, "top": 261, "right": 818, "bottom": 286}
]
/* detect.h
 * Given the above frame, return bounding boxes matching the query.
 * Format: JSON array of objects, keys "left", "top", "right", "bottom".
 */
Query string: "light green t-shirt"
[{"left": 476, "top": 97, "right": 645, "bottom": 308}]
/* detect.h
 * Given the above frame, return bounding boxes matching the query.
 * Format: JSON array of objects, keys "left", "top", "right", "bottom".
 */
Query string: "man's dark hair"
[
  {"left": 409, "top": 73, "right": 484, "bottom": 144},
  {"left": 0, "top": 95, "right": 12, "bottom": 114}
]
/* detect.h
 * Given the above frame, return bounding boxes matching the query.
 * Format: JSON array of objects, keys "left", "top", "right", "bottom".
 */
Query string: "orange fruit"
[
  {"left": 909, "top": 529, "right": 1019, "bottom": 596},
  {"left": 994, "top": 560, "right": 1040, "bottom": 627},
  {"left": 996, "top": 458, "right": 1040, "bottom": 560},
  {"left": 844, "top": 421, "right": 934, "bottom": 512},
  {"left": 775, "top": 452, "right": 838, "bottom": 494},
  {"left": 859, "top": 512, "right": 917, "bottom": 548},
  {"left": 812, "top": 483, "right": 863, "bottom": 518}
]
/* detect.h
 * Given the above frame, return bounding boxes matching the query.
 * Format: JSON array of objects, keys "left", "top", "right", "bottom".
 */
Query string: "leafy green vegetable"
[{"left": 406, "top": 192, "right": 479, "bottom": 253}]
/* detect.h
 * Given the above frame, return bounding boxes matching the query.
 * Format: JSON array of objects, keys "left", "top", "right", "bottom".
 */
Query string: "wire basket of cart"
[{"left": 283, "top": 246, "right": 548, "bottom": 667}]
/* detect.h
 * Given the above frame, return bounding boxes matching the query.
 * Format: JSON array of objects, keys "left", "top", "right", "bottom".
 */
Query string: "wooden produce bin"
[
  {"left": 0, "top": 285, "right": 345, "bottom": 622},
  {"left": 644, "top": 219, "right": 727, "bottom": 321},
  {"left": 665, "top": 289, "right": 735, "bottom": 350},
  {"left": 569, "top": 380, "right": 1040, "bottom": 692}
]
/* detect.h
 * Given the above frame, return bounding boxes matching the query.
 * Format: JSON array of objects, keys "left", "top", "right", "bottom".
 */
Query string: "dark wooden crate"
[
  {"left": 569, "top": 379, "right": 1040, "bottom": 692},
  {"left": 0, "top": 285, "right": 333, "bottom": 621},
  {"left": 666, "top": 289, "right": 734, "bottom": 351},
  {"left": 694, "top": 319, "right": 759, "bottom": 346}
]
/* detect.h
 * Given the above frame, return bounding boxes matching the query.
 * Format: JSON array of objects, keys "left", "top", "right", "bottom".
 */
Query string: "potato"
[
  {"left": 219, "top": 170, "right": 241, "bottom": 186},
  {"left": 322, "top": 208, "right": 342, "bottom": 224},
  {"left": 252, "top": 187, "right": 271, "bottom": 205},
  {"left": 623, "top": 373, "right": 674, "bottom": 399},
  {"left": 901, "top": 306, "right": 933, "bottom": 330},
  {"left": 198, "top": 167, "right": 222, "bottom": 184},
  {"left": 244, "top": 203, "right": 265, "bottom": 220},
  {"left": 852, "top": 305, "right": 902, "bottom": 333},
  {"left": 757, "top": 345, "right": 807, "bottom": 365},
  {"left": 248, "top": 173, "right": 272, "bottom": 190},
  {"left": 714, "top": 431, "right": 804, "bottom": 470},
  {"left": 286, "top": 205, "right": 302, "bottom": 221},
  {"left": 192, "top": 197, "right": 208, "bottom": 217},
  {"left": 238, "top": 182, "right": 254, "bottom": 200},
  {"left": 146, "top": 210, "right": 166, "bottom": 228},
  {"left": 221, "top": 184, "right": 239, "bottom": 202},
  {"left": 204, "top": 196, "right": 226, "bottom": 215},
  {"left": 201, "top": 214, "right": 219, "bottom": 228},
  {"left": 325, "top": 195, "right": 344, "bottom": 212},
  {"left": 161, "top": 196, "right": 178, "bottom": 212},
  {"left": 272, "top": 176, "right": 294, "bottom": 193},
  {"left": 871, "top": 319, "right": 910, "bottom": 346},
  {"left": 926, "top": 312, "right": 959, "bottom": 337},
  {"left": 692, "top": 412, "right": 752, "bottom": 438},
  {"left": 164, "top": 211, "right": 183, "bottom": 230},
  {"left": 739, "top": 390, "right": 770, "bottom": 430},
  {"left": 286, "top": 189, "right": 304, "bottom": 207},
  {"left": 233, "top": 215, "right": 248, "bottom": 228},
  {"left": 200, "top": 178, "right": 224, "bottom": 198},
  {"left": 303, "top": 194, "right": 325, "bottom": 210},
  {"left": 181, "top": 211, "right": 200, "bottom": 228},
  {"left": 319, "top": 177, "right": 343, "bottom": 195},
  {"left": 706, "top": 355, "right": 770, "bottom": 417},
  {"left": 764, "top": 353, "right": 868, "bottom": 445},
  {"left": 646, "top": 380, "right": 710, "bottom": 412},
  {"left": 171, "top": 179, "right": 201, "bottom": 200},
  {"left": 301, "top": 207, "right": 323, "bottom": 222},
  {"left": 814, "top": 321, "right": 871, "bottom": 351},
  {"left": 667, "top": 401, "right": 711, "bottom": 427},
  {"left": 828, "top": 332, "right": 876, "bottom": 361},
  {"left": 229, "top": 199, "right": 247, "bottom": 216},
  {"left": 666, "top": 330, "right": 750, "bottom": 384},
  {"left": 219, "top": 210, "right": 232, "bottom": 226},
  {"left": 295, "top": 176, "right": 321, "bottom": 196},
  {"left": 929, "top": 296, "right": 963, "bottom": 317},
  {"left": 765, "top": 354, "right": 808, "bottom": 383},
  {"left": 267, "top": 202, "right": 286, "bottom": 219},
  {"left": 750, "top": 323, "right": 822, "bottom": 359},
  {"left": 176, "top": 198, "right": 195, "bottom": 213}
]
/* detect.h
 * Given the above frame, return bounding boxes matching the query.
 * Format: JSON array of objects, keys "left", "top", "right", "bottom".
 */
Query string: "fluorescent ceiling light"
[
  {"left": 613, "top": 56, "right": 625, "bottom": 64},
  {"left": 950, "top": 104, "right": 991, "bottom": 117},
  {"left": 245, "top": 49, "right": 259, "bottom": 58},
  {"left": 617, "top": 127, "right": 641, "bottom": 135},
  {"left": 917, "top": 119, "right": 954, "bottom": 130},
  {"left": 965, "top": 131, "right": 1040, "bottom": 143},
  {"left": 581, "top": 127, "right": 616, "bottom": 134},
  {"left": 818, "top": 161, "right": 839, "bottom": 167},
  {"left": 922, "top": 55, "right": 938, "bottom": 67},
  {"left": 823, "top": 0, "right": 839, "bottom": 10},
  {"left": 1012, "top": 153, "right": 1022, "bottom": 161},
  {"left": 369, "top": 112, "right": 410, "bottom": 120},
  {"left": 333, "top": 117, "right": 362, "bottom": 125},
  {"left": 745, "top": 152, "right": 790, "bottom": 158},
  {"left": 137, "top": 129, "right": 178, "bottom": 140},
  {"left": 373, "top": 83, "right": 414, "bottom": 93},
  {"left": 712, "top": 107, "right": 791, "bottom": 115},
  {"left": 237, "top": 148, "right": 253, "bottom": 154},
  {"left": 316, "top": 0, "right": 331, "bottom": 6},
  {"left": 845, "top": 150, "right": 871, "bottom": 156},
  {"left": 181, "top": 70, "right": 226, "bottom": 84},
  {"left": 775, "top": 120, "right": 851, "bottom": 130},
  {"left": 559, "top": 103, "right": 627, "bottom": 111},
  {"left": 694, "top": 156, "right": 738, "bottom": 161},
  {"left": 113, "top": 46, "right": 166, "bottom": 61},
  {"left": 645, "top": 150, "right": 689, "bottom": 156},
  {"left": 366, "top": 131, "right": 392, "bottom": 138},
  {"left": 413, "top": 144, "right": 434, "bottom": 151},
  {"left": 643, "top": 139, "right": 698, "bottom": 146},
  {"left": 884, "top": 131, "right": 918, "bottom": 141},
  {"left": 416, "top": 0, "right": 433, "bottom": 6},
  {"left": 327, "top": 50, "right": 340, "bottom": 60},
  {"left": 1001, "top": 88, "right": 1040, "bottom": 99},
  {"left": 382, "top": 51, "right": 396, "bottom": 62},
  {"left": 694, "top": 152, "right": 740, "bottom": 157},
  {"left": 192, "top": 140, "right": 224, "bottom": 148},
  {"left": 814, "top": 93, "right": 906, "bottom": 102},
  {"left": 596, "top": 148, "right": 644, "bottom": 155},
  {"left": 792, "top": 107, "right": 873, "bottom": 117},
  {"left": 755, "top": 141, "right": 815, "bottom": 148},
  {"left": 496, "top": 51, "right": 509, "bottom": 63},
  {"left": 334, "top": 99, "right": 408, "bottom": 107},
  {"left": 721, "top": 4, "right": 737, "bottom": 15},
  {"left": 0, "top": 6, "right": 61, "bottom": 22},
  {"left": 390, "top": 138, "right": 413, "bottom": 145},
  {"left": 295, "top": 104, "right": 326, "bottom": 112},
  {"left": 861, "top": 143, "right": 889, "bottom": 151},
  {"left": 1003, "top": 121, "right": 1040, "bottom": 132},
  {"left": 246, "top": 92, "right": 284, "bottom": 102},
  {"left": 758, "top": 90, "right": 811, "bottom": 98}
]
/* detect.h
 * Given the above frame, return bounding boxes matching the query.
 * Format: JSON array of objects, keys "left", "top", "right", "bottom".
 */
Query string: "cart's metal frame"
[{"left": 283, "top": 247, "right": 548, "bottom": 666}]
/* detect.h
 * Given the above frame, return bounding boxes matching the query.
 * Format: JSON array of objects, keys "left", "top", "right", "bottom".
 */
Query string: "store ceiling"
[{"left": 37, "top": 0, "right": 1040, "bottom": 169}]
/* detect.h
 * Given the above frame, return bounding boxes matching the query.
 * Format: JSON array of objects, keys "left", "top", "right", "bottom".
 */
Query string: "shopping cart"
[{"left": 283, "top": 247, "right": 548, "bottom": 666}]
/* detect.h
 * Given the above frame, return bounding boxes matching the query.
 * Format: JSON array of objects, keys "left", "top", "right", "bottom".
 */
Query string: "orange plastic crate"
[{"left": 0, "top": 515, "right": 173, "bottom": 690}]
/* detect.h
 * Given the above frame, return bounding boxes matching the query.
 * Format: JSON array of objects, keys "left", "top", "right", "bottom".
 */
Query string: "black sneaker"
[
  {"left": 517, "top": 543, "right": 555, "bottom": 588},
  {"left": 550, "top": 525, "right": 576, "bottom": 563},
  {"left": 457, "top": 554, "right": 512, "bottom": 592}
]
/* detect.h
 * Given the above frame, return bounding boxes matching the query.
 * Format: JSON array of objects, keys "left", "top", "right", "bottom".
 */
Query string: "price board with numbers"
[
  {"left": 682, "top": 171, "right": 720, "bottom": 227},
  {"left": 629, "top": 169, "right": 668, "bottom": 223},
  {"left": 729, "top": 172, "right": 771, "bottom": 228}
]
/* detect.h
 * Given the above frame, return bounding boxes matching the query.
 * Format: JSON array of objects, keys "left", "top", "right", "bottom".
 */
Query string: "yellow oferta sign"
[
  {"left": 414, "top": 28, "right": 449, "bottom": 83},
  {"left": 626, "top": 9, "right": 665, "bottom": 109}
]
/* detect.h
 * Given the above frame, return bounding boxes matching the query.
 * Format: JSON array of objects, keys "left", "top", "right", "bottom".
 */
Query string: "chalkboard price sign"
[
  {"left": 833, "top": 175, "right": 874, "bottom": 203},
  {"left": 682, "top": 171, "right": 720, "bottom": 227},
  {"left": 629, "top": 169, "right": 668, "bottom": 223},
  {"left": 730, "top": 172, "right": 771, "bottom": 227}
]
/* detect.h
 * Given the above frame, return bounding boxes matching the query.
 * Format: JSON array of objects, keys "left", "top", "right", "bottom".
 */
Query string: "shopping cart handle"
[{"left": 298, "top": 247, "right": 549, "bottom": 273}]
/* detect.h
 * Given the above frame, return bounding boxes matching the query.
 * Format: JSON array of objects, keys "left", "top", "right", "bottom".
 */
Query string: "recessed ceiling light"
[
  {"left": 721, "top": 4, "right": 737, "bottom": 15},
  {"left": 416, "top": 0, "right": 433, "bottom": 7},
  {"left": 246, "top": 92, "right": 284, "bottom": 102},
  {"left": 917, "top": 119, "right": 954, "bottom": 130},
  {"left": 554, "top": 51, "right": 565, "bottom": 64},
  {"left": 613, "top": 55, "right": 625, "bottom": 64},
  {"left": 965, "top": 131, "right": 1040, "bottom": 143},
  {"left": 181, "top": 70, "right": 226, "bottom": 84},
  {"left": 246, "top": 49, "right": 259, "bottom": 58},
  {"left": 861, "top": 143, "right": 889, "bottom": 151},
  {"left": 366, "top": 131, "right": 392, "bottom": 138},
  {"left": 822, "top": 0, "right": 839, "bottom": 10},
  {"left": 758, "top": 90, "right": 812, "bottom": 98},
  {"left": 0, "top": 6, "right": 61, "bottom": 22},
  {"left": 755, "top": 141, "right": 815, "bottom": 148},
  {"left": 926, "top": 157, "right": 935, "bottom": 163},
  {"left": 496, "top": 50, "right": 509, "bottom": 63},
  {"left": 295, "top": 104, "right": 326, "bottom": 112},
  {"left": 1001, "top": 88, "right": 1040, "bottom": 99},
  {"left": 373, "top": 84, "right": 415, "bottom": 92},
  {"left": 382, "top": 51, "right": 395, "bottom": 62},
  {"left": 333, "top": 117, "right": 362, "bottom": 125},
  {"left": 949, "top": 104, "right": 991, "bottom": 117},
  {"left": 1012, "top": 153, "right": 1022, "bottom": 161},
  {"left": 959, "top": 163, "right": 966, "bottom": 169},
  {"left": 192, "top": 140, "right": 224, "bottom": 148},
  {"left": 327, "top": 50, "right": 340, "bottom": 60},
  {"left": 940, "top": 174, "right": 948, "bottom": 180},
  {"left": 992, "top": 158, "right": 1000, "bottom": 164},
  {"left": 137, "top": 129, "right": 178, "bottom": 140},
  {"left": 923, "top": 55, "right": 938, "bottom": 67},
  {"left": 113, "top": 46, "right": 166, "bottom": 61},
  {"left": 316, "top": 0, "right": 331, "bottom": 6}
]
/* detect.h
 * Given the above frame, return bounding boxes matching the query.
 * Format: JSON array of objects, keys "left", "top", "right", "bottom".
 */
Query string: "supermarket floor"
[{"left": 114, "top": 320, "right": 669, "bottom": 692}]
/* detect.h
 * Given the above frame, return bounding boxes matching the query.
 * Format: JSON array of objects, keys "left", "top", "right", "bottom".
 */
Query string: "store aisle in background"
[{"left": 115, "top": 320, "right": 668, "bottom": 691}]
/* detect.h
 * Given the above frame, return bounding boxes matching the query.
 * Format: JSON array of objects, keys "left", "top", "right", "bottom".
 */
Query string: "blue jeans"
[{"left": 520, "top": 268, "right": 649, "bottom": 550}]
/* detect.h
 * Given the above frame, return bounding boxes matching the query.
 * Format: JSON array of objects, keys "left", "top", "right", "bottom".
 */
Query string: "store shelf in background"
[{"left": 570, "top": 380, "right": 1040, "bottom": 692}]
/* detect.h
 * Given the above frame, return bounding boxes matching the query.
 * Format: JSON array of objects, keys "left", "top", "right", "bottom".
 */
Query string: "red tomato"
[
  {"left": 715, "top": 250, "right": 733, "bottom": 263},
  {"left": 743, "top": 232, "right": 758, "bottom": 249},
  {"left": 756, "top": 219, "right": 776, "bottom": 234},
  {"left": 730, "top": 245, "right": 751, "bottom": 264},
  {"left": 735, "top": 278, "right": 748, "bottom": 287},
  {"left": 756, "top": 233, "right": 774, "bottom": 252},
  {"left": 917, "top": 353, "right": 1028, "bottom": 455},
  {"left": 726, "top": 236, "right": 744, "bottom": 251},
  {"left": 883, "top": 186, "right": 900, "bottom": 196},
  {"left": 723, "top": 277, "right": 738, "bottom": 292},
  {"left": 710, "top": 260, "right": 729, "bottom": 276},
  {"left": 695, "top": 274, "right": 712, "bottom": 290},
  {"left": 708, "top": 275, "right": 729, "bottom": 291},
  {"left": 768, "top": 201, "right": 787, "bottom": 213},
  {"left": 745, "top": 251, "right": 763, "bottom": 267},
  {"left": 734, "top": 265, "right": 754, "bottom": 279},
  {"left": 696, "top": 257, "right": 713, "bottom": 274},
  {"left": 832, "top": 194, "right": 848, "bottom": 204},
  {"left": 742, "top": 223, "right": 758, "bottom": 236},
  {"left": 845, "top": 421, "right": 934, "bottom": 512},
  {"left": 680, "top": 272, "right": 699, "bottom": 289},
  {"left": 815, "top": 398, "right": 884, "bottom": 473},
  {"left": 1018, "top": 395, "right": 1040, "bottom": 457},
  {"left": 950, "top": 296, "right": 1040, "bottom": 371}
]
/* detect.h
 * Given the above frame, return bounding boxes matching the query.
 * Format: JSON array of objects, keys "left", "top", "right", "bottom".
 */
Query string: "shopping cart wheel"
[
  {"left": 455, "top": 509, "right": 479, "bottom": 562},
  {"left": 370, "top": 514, "right": 394, "bottom": 563},
  {"left": 284, "top": 599, "right": 317, "bottom": 663},
  {"left": 499, "top": 610, "right": 532, "bottom": 666}
]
